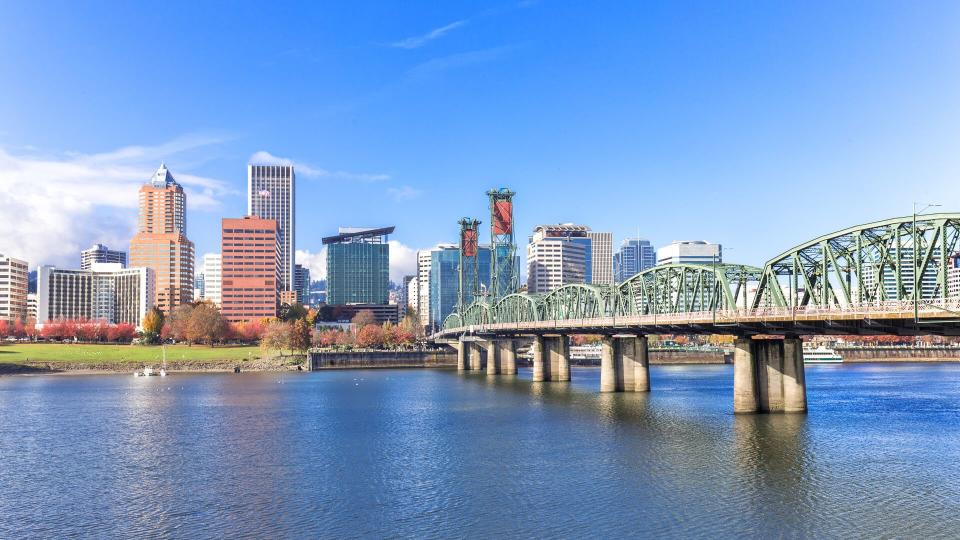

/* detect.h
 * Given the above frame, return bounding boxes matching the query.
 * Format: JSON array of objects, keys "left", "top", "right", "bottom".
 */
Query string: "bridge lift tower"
[
  {"left": 487, "top": 188, "right": 518, "bottom": 300},
  {"left": 458, "top": 217, "right": 482, "bottom": 312}
]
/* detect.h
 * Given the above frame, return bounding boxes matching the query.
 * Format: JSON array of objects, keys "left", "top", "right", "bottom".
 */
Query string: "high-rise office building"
[
  {"left": 416, "top": 249, "right": 436, "bottom": 328},
  {"left": 81, "top": 244, "right": 127, "bottom": 270},
  {"left": 202, "top": 253, "right": 222, "bottom": 307},
  {"left": 0, "top": 253, "right": 29, "bottom": 322},
  {"left": 248, "top": 164, "right": 295, "bottom": 294},
  {"left": 656, "top": 241, "right": 722, "bottom": 265},
  {"left": 37, "top": 263, "right": 154, "bottom": 328},
  {"left": 429, "top": 244, "right": 492, "bottom": 330},
  {"left": 294, "top": 264, "right": 311, "bottom": 305},
  {"left": 587, "top": 231, "right": 613, "bottom": 285},
  {"left": 129, "top": 164, "right": 195, "bottom": 314},
  {"left": 220, "top": 216, "right": 280, "bottom": 323},
  {"left": 323, "top": 227, "right": 392, "bottom": 306},
  {"left": 614, "top": 238, "right": 656, "bottom": 282},
  {"left": 193, "top": 273, "right": 205, "bottom": 301},
  {"left": 526, "top": 225, "right": 590, "bottom": 293},
  {"left": 406, "top": 274, "right": 419, "bottom": 314}
]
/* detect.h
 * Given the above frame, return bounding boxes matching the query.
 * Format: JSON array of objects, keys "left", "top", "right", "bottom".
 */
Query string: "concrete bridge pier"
[
  {"left": 456, "top": 339, "right": 467, "bottom": 372},
  {"left": 485, "top": 340, "right": 500, "bottom": 375},
  {"left": 547, "top": 335, "right": 570, "bottom": 382},
  {"left": 734, "top": 337, "right": 807, "bottom": 414},
  {"left": 531, "top": 336, "right": 547, "bottom": 382},
  {"left": 601, "top": 335, "right": 649, "bottom": 392},
  {"left": 499, "top": 339, "right": 518, "bottom": 375},
  {"left": 468, "top": 341, "right": 484, "bottom": 371}
]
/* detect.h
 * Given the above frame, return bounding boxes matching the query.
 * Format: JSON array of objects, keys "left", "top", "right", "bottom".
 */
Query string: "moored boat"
[{"left": 803, "top": 346, "right": 843, "bottom": 364}]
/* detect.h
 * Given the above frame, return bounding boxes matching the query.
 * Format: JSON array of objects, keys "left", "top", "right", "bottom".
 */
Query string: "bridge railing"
[{"left": 436, "top": 299, "right": 960, "bottom": 338}]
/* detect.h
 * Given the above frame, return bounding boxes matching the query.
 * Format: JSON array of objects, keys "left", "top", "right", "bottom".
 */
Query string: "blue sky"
[{"left": 1, "top": 1, "right": 959, "bottom": 280}]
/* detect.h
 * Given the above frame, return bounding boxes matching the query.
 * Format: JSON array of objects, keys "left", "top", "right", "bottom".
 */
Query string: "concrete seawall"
[
  {"left": 838, "top": 347, "right": 960, "bottom": 362},
  {"left": 309, "top": 350, "right": 457, "bottom": 370}
]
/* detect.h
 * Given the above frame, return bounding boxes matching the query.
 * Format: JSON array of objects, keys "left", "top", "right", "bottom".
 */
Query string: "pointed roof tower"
[{"left": 149, "top": 163, "right": 178, "bottom": 187}]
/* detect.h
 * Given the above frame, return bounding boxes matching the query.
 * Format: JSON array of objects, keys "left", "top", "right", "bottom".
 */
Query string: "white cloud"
[
  {"left": 296, "top": 241, "right": 419, "bottom": 284},
  {"left": 0, "top": 135, "right": 232, "bottom": 270},
  {"left": 295, "top": 248, "right": 328, "bottom": 281},
  {"left": 390, "top": 20, "right": 467, "bottom": 50},
  {"left": 387, "top": 185, "right": 422, "bottom": 201},
  {"left": 388, "top": 240, "right": 418, "bottom": 282},
  {"left": 250, "top": 151, "right": 390, "bottom": 182}
]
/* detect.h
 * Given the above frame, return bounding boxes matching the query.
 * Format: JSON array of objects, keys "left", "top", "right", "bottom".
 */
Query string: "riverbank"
[{"left": 0, "top": 343, "right": 304, "bottom": 375}]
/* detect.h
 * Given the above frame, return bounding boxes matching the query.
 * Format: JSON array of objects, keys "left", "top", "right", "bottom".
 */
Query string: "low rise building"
[{"left": 36, "top": 263, "right": 154, "bottom": 327}]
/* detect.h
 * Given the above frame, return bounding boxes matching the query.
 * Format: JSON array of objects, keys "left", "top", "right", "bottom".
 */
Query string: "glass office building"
[
  {"left": 429, "top": 245, "right": 492, "bottom": 330},
  {"left": 324, "top": 227, "right": 393, "bottom": 306}
]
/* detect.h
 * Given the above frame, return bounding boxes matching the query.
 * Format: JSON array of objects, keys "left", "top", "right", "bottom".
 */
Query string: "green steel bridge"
[
  {"left": 437, "top": 214, "right": 960, "bottom": 338},
  {"left": 436, "top": 214, "right": 960, "bottom": 414}
]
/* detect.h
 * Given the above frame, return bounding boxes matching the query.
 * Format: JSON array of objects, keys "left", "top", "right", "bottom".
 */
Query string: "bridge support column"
[
  {"left": 600, "top": 336, "right": 618, "bottom": 392},
  {"left": 469, "top": 341, "right": 484, "bottom": 371},
  {"left": 486, "top": 340, "right": 500, "bottom": 375},
  {"left": 500, "top": 340, "right": 517, "bottom": 375},
  {"left": 633, "top": 335, "right": 650, "bottom": 392},
  {"left": 532, "top": 336, "right": 546, "bottom": 382},
  {"left": 547, "top": 335, "right": 570, "bottom": 382},
  {"left": 782, "top": 338, "right": 808, "bottom": 413},
  {"left": 733, "top": 337, "right": 807, "bottom": 414},
  {"left": 456, "top": 339, "right": 467, "bottom": 372},
  {"left": 734, "top": 337, "right": 759, "bottom": 413},
  {"left": 618, "top": 336, "right": 637, "bottom": 391}
]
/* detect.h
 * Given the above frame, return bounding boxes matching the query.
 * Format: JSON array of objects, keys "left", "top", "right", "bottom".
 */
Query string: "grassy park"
[{"left": 0, "top": 343, "right": 264, "bottom": 368}]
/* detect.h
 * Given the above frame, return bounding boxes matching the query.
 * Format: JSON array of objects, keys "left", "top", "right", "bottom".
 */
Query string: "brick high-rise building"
[
  {"left": 220, "top": 216, "right": 280, "bottom": 323},
  {"left": 129, "top": 164, "right": 195, "bottom": 314}
]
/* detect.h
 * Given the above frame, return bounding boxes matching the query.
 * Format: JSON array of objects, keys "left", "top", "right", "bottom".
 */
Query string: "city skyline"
[{"left": 2, "top": 2, "right": 959, "bottom": 283}]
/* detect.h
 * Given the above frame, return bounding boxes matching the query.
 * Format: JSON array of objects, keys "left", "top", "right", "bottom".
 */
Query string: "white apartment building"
[
  {"left": 416, "top": 249, "right": 435, "bottom": 328},
  {"left": 81, "top": 243, "right": 127, "bottom": 270},
  {"left": 202, "top": 253, "right": 222, "bottom": 307},
  {"left": 950, "top": 256, "right": 960, "bottom": 298},
  {"left": 0, "top": 253, "right": 29, "bottom": 322},
  {"left": 37, "top": 263, "right": 155, "bottom": 328},
  {"left": 248, "top": 164, "right": 295, "bottom": 293},
  {"left": 656, "top": 241, "right": 722, "bottom": 265},
  {"left": 527, "top": 235, "right": 587, "bottom": 293},
  {"left": 587, "top": 231, "right": 613, "bottom": 285}
]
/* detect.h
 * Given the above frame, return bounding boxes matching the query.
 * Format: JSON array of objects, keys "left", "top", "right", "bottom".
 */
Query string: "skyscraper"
[
  {"left": 323, "top": 227, "right": 392, "bottom": 306},
  {"left": 526, "top": 224, "right": 590, "bottom": 293},
  {"left": 0, "top": 253, "right": 29, "bottom": 322},
  {"left": 294, "top": 264, "right": 311, "bottom": 305},
  {"left": 81, "top": 244, "right": 127, "bottom": 270},
  {"left": 220, "top": 216, "right": 279, "bottom": 323},
  {"left": 587, "top": 231, "right": 613, "bottom": 284},
  {"left": 202, "top": 253, "right": 222, "bottom": 307},
  {"left": 429, "top": 244, "right": 492, "bottom": 330},
  {"left": 248, "top": 164, "right": 295, "bottom": 294},
  {"left": 129, "top": 164, "right": 195, "bottom": 314},
  {"left": 614, "top": 238, "right": 655, "bottom": 281}
]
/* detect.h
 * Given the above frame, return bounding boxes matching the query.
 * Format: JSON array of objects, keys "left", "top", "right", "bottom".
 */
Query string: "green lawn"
[{"left": 0, "top": 343, "right": 263, "bottom": 364}]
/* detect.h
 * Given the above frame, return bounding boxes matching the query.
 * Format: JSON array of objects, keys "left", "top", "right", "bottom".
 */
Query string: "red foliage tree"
[
  {"left": 21, "top": 320, "right": 36, "bottom": 340},
  {"left": 108, "top": 323, "right": 136, "bottom": 343},
  {"left": 0, "top": 320, "right": 9, "bottom": 339},
  {"left": 356, "top": 324, "right": 385, "bottom": 348}
]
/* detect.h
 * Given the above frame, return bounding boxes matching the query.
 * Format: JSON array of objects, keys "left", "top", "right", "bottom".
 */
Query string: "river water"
[{"left": 1, "top": 364, "right": 959, "bottom": 538}]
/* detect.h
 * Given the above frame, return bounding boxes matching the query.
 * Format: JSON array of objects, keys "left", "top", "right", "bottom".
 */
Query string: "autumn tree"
[
  {"left": 290, "top": 318, "right": 312, "bottom": 353},
  {"left": 141, "top": 307, "right": 165, "bottom": 344},
  {"left": 280, "top": 303, "right": 309, "bottom": 322},
  {"left": 260, "top": 320, "right": 291, "bottom": 354},
  {"left": 351, "top": 310, "right": 377, "bottom": 328},
  {"left": 186, "top": 302, "right": 227, "bottom": 345},
  {"left": 0, "top": 320, "right": 9, "bottom": 339},
  {"left": 167, "top": 304, "right": 195, "bottom": 342},
  {"left": 356, "top": 324, "right": 385, "bottom": 348}
]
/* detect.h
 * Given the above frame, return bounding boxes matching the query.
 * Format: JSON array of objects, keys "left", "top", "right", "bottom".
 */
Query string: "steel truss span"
[{"left": 440, "top": 214, "right": 960, "bottom": 337}]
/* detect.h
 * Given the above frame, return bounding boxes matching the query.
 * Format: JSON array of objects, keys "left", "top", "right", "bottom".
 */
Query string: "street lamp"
[{"left": 913, "top": 202, "right": 941, "bottom": 324}]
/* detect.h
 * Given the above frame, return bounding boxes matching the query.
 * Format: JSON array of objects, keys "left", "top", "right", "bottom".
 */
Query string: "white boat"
[{"left": 803, "top": 346, "right": 843, "bottom": 364}]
